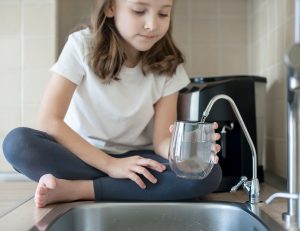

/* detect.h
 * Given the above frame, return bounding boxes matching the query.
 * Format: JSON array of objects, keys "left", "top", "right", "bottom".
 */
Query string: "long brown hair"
[{"left": 89, "top": 0, "right": 184, "bottom": 83}]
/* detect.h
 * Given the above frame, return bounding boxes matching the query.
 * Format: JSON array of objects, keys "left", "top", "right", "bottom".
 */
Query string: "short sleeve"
[
  {"left": 162, "top": 64, "right": 190, "bottom": 97},
  {"left": 50, "top": 31, "right": 86, "bottom": 85}
]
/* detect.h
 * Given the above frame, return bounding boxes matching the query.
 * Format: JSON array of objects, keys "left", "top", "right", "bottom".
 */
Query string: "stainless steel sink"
[{"left": 33, "top": 202, "right": 284, "bottom": 231}]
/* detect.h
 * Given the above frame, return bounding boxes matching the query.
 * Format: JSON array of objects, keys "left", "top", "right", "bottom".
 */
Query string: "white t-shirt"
[{"left": 51, "top": 28, "right": 190, "bottom": 154}]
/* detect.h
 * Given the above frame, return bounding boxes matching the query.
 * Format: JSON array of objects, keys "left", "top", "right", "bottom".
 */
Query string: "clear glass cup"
[{"left": 168, "top": 121, "right": 216, "bottom": 179}]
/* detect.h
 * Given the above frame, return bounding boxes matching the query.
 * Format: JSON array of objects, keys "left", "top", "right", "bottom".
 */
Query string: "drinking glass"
[{"left": 168, "top": 121, "right": 216, "bottom": 179}]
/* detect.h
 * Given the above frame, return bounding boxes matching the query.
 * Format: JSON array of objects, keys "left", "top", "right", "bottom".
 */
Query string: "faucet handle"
[
  {"left": 230, "top": 176, "right": 248, "bottom": 192},
  {"left": 265, "top": 192, "right": 300, "bottom": 229},
  {"left": 265, "top": 192, "right": 299, "bottom": 204}
]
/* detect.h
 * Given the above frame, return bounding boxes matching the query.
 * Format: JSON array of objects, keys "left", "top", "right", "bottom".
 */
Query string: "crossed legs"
[{"left": 2, "top": 127, "right": 222, "bottom": 207}]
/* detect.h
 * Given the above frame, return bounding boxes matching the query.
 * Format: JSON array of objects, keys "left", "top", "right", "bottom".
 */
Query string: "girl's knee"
[{"left": 2, "top": 127, "right": 34, "bottom": 164}]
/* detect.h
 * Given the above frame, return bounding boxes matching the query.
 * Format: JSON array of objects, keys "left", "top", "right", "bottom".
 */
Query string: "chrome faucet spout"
[
  {"left": 202, "top": 94, "right": 260, "bottom": 204},
  {"left": 202, "top": 94, "right": 257, "bottom": 179}
]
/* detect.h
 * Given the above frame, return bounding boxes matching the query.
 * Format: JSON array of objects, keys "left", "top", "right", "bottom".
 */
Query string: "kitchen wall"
[
  {"left": 173, "top": 0, "right": 248, "bottom": 77},
  {"left": 0, "top": 0, "right": 56, "bottom": 171},
  {"left": 248, "top": 0, "right": 295, "bottom": 179},
  {"left": 56, "top": 0, "right": 94, "bottom": 54},
  {"left": 0, "top": 0, "right": 295, "bottom": 181}
]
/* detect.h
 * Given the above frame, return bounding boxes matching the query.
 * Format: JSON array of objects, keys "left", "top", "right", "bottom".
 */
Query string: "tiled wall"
[
  {"left": 248, "top": 0, "right": 295, "bottom": 179},
  {"left": 173, "top": 0, "right": 248, "bottom": 77},
  {"left": 56, "top": 0, "right": 95, "bottom": 54},
  {"left": 0, "top": 0, "right": 56, "bottom": 171}
]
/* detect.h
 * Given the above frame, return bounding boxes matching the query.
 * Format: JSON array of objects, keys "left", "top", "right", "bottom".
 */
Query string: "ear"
[{"left": 105, "top": 1, "right": 115, "bottom": 18}]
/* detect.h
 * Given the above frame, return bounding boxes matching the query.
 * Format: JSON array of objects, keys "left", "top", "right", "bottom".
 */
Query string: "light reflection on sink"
[{"left": 33, "top": 202, "right": 284, "bottom": 231}]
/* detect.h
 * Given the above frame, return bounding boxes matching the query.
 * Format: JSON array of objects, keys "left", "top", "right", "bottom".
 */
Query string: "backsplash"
[
  {"left": 0, "top": 0, "right": 295, "bottom": 181},
  {"left": 0, "top": 0, "right": 56, "bottom": 171},
  {"left": 248, "top": 0, "right": 295, "bottom": 179},
  {"left": 173, "top": 0, "right": 248, "bottom": 77}
]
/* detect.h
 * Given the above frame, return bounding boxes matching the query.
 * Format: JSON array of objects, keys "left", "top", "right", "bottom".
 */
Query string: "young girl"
[{"left": 2, "top": 0, "right": 222, "bottom": 208}]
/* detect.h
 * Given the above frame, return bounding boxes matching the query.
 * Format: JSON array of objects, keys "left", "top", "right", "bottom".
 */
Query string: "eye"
[
  {"left": 159, "top": 10, "right": 171, "bottom": 18},
  {"left": 132, "top": 9, "right": 145, "bottom": 15},
  {"left": 159, "top": 13, "right": 169, "bottom": 18}
]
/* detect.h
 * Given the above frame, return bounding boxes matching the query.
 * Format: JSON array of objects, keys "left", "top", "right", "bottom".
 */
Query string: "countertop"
[{"left": 0, "top": 180, "right": 293, "bottom": 231}]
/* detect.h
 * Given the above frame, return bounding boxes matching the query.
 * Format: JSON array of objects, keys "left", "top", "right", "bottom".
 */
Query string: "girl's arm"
[
  {"left": 37, "top": 74, "right": 112, "bottom": 172},
  {"left": 152, "top": 92, "right": 179, "bottom": 159},
  {"left": 38, "top": 73, "right": 165, "bottom": 188}
]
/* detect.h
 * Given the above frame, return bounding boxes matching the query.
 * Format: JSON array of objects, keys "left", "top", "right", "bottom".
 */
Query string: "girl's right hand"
[{"left": 106, "top": 156, "right": 166, "bottom": 189}]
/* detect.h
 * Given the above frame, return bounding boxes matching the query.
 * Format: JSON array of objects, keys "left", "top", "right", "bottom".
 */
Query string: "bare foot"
[{"left": 34, "top": 174, "right": 94, "bottom": 208}]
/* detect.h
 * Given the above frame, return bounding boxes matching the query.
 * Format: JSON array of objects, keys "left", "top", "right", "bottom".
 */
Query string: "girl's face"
[{"left": 108, "top": 0, "right": 173, "bottom": 57}]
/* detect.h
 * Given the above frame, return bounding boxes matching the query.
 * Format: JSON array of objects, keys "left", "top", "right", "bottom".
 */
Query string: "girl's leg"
[
  {"left": 93, "top": 150, "right": 222, "bottom": 201},
  {"left": 29, "top": 149, "right": 221, "bottom": 203},
  {"left": 2, "top": 127, "right": 103, "bottom": 207},
  {"left": 3, "top": 128, "right": 222, "bottom": 204},
  {"left": 2, "top": 127, "right": 106, "bottom": 181}
]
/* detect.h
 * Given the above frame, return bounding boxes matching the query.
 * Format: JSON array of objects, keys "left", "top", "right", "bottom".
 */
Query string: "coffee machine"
[{"left": 177, "top": 75, "right": 267, "bottom": 192}]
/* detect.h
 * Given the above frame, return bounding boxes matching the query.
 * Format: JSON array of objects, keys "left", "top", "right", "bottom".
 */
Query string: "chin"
[{"left": 135, "top": 43, "right": 156, "bottom": 52}]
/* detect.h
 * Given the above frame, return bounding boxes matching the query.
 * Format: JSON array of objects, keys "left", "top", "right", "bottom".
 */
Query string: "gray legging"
[{"left": 2, "top": 127, "right": 222, "bottom": 201}]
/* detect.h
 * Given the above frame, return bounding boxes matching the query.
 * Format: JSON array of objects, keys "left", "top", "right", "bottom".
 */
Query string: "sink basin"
[{"left": 34, "top": 202, "right": 283, "bottom": 231}]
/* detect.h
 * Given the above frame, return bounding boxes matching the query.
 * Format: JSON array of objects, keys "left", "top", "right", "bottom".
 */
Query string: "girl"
[{"left": 2, "top": 0, "right": 222, "bottom": 208}]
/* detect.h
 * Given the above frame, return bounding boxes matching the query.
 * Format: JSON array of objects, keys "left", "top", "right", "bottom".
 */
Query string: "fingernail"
[{"left": 214, "top": 157, "right": 218, "bottom": 164}]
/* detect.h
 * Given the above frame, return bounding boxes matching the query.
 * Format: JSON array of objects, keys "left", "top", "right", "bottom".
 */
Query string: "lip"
[{"left": 139, "top": 34, "right": 158, "bottom": 39}]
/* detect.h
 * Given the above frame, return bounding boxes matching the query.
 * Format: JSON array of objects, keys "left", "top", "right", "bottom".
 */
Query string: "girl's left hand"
[{"left": 169, "top": 122, "right": 221, "bottom": 164}]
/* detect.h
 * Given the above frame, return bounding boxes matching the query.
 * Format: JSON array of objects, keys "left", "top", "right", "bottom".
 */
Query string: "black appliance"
[{"left": 177, "top": 75, "right": 267, "bottom": 192}]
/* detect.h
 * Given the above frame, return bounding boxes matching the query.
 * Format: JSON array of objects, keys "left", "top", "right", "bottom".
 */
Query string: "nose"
[{"left": 144, "top": 15, "right": 158, "bottom": 31}]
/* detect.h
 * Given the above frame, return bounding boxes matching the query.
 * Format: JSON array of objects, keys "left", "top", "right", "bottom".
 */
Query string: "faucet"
[
  {"left": 264, "top": 0, "right": 300, "bottom": 229},
  {"left": 265, "top": 42, "right": 300, "bottom": 229},
  {"left": 265, "top": 0, "right": 300, "bottom": 226},
  {"left": 265, "top": 192, "right": 300, "bottom": 229},
  {"left": 201, "top": 94, "right": 260, "bottom": 204}
]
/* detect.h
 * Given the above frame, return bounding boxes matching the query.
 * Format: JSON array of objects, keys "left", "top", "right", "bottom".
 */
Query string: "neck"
[
  {"left": 124, "top": 45, "right": 141, "bottom": 67},
  {"left": 125, "top": 54, "right": 141, "bottom": 67},
  {"left": 125, "top": 58, "right": 139, "bottom": 67}
]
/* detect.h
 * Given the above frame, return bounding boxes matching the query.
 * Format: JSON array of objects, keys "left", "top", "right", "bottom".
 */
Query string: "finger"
[
  {"left": 210, "top": 154, "right": 219, "bottom": 164},
  {"left": 169, "top": 124, "right": 174, "bottom": 133},
  {"left": 215, "top": 144, "right": 221, "bottom": 153},
  {"left": 137, "top": 158, "right": 166, "bottom": 172},
  {"left": 212, "top": 133, "right": 221, "bottom": 141},
  {"left": 128, "top": 172, "right": 146, "bottom": 189},
  {"left": 210, "top": 143, "right": 221, "bottom": 153},
  {"left": 212, "top": 122, "right": 218, "bottom": 129},
  {"left": 213, "top": 155, "right": 219, "bottom": 164},
  {"left": 132, "top": 166, "right": 157, "bottom": 184}
]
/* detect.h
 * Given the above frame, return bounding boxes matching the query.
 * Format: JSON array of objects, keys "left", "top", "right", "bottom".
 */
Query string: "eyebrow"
[{"left": 127, "top": 1, "right": 173, "bottom": 8}]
